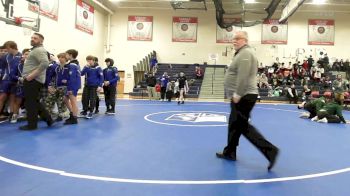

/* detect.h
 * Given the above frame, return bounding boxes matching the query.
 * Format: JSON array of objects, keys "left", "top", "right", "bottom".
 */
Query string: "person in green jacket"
[
  {"left": 298, "top": 97, "right": 326, "bottom": 119},
  {"left": 312, "top": 101, "right": 349, "bottom": 124}
]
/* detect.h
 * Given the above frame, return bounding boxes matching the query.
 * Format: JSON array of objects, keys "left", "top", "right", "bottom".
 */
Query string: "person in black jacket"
[{"left": 146, "top": 73, "right": 157, "bottom": 100}]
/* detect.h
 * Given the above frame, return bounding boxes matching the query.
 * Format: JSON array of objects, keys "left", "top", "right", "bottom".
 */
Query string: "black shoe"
[
  {"left": 216, "top": 152, "right": 236, "bottom": 161},
  {"left": 177, "top": 101, "right": 180, "bottom": 105},
  {"left": 55, "top": 116, "right": 63, "bottom": 122},
  {"left": 64, "top": 117, "right": 78, "bottom": 125},
  {"left": 94, "top": 110, "right": 99, "bottom": 114},
  {"left": 105, "top": 109, "right": 110, "bottom": 114},
  {"left": 80, "top": 111, "right": 87, "bottom": 117},
  {"left": 19, "top": 125, "right": 37, "bottom": 131},
  {"left": 107, "top": 110, "right": 116, "bottom": 115},
  {"left": 181, "top": 101, "right": 184, "bottom": 104},
  {"left": 267, "top": 147, "right": 279, "bottom": 171},
  {"left": 46, "top": 117, "right": 54, "bottom": 127}
]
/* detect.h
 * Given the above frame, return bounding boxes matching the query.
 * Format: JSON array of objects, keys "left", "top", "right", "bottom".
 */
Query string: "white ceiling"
[{"left": 99, "top": 0, "right": 350, "bottom": 13}]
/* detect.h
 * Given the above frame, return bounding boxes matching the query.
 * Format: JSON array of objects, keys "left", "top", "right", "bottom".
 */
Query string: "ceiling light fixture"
[
  {"left": 245, "top": 0, "right": 256, "bottom": 3},
  {"left": 312, "top": 0, "right": 326, "bottom": 4}
]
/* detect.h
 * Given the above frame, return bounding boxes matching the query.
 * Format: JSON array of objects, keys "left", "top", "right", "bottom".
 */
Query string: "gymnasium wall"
[
  {"left": 2, "top": 2, "right": 350, "bottom": 94},
  {"left": 108, "top": 9, "right": 350, "bottom": 93},
  {"left": 0, "top": 0, "right": 106, "bottom": 72}
]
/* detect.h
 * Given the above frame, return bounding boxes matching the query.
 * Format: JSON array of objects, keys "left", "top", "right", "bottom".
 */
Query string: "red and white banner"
[
  {"left": 127, "top": 16, "right": 153, "bottom": 41},
  {"left": 308, "top": 19, "right": 335, "bottom": 45},
  {"left": 172, "top": 17, "right": 198, "bottom": 42},
  {"left": 75, "top": 0, "right": 94, "bottom": 35},
  {"left": 261, "top": 19, "right": 288, "bottom": 44},
  {"left": 216, "top": 18, "right": 240, "bottom": 43},
  {"left": 28, "top": 0, "right": 59, "bottom": 21}
]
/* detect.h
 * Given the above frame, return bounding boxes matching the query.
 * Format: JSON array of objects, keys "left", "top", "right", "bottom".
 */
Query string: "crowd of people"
[
  {"left": 256, "top": 55, "right": 350, "bottom": 105},
  {"left": 0, "top": 33, "right": 119, "bottom": 130},
  {"left": 145, "top": 71, "right": 189, "bottom": 104}
]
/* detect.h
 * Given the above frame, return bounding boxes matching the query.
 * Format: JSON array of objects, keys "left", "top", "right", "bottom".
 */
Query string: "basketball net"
[{"left": 14, "top": 17, "right": 35, "bottom": 36}]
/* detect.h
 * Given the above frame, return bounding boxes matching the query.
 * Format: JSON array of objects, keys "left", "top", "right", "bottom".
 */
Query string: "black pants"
[
  {"left": 103, "top": 85, "right": 116, "bottom": 110},
  {"left": 160, "top": 87, "right": 166, "bottom": 100},
  {"left": 23, "top": 80, "right": 51, "bottom": 128},
  {"left": 287, "top": 94, "right": 298, "bottom": 104},
  {"left": 82, "top": 86, "right": 98, "bottom": 113},
  {"left": 223, "top": 94, "right": 277, "bottom": 159},
  {"left": 95, "top": 94, "right": 100, "bottom": 112},
  {"left": 166, "top": 90, "right": 173, "bottom": 101},
  {"left": 318, "top": 111, "right": 341, "bottom": 123},
  {"left": 82, "top": 85, "right": 88, "bottom": 111},
  {"left": 304, "top": 102, "right": 317, "bottom": 118}
]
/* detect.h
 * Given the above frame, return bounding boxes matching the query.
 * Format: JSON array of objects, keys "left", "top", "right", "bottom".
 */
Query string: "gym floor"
[{"left": 0, "top": 100, "right": 349, "bottom": 195}]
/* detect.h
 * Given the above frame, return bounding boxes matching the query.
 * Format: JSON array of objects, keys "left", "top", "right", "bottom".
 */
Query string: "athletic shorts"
[
  {"left": 0, "top": 81, "right": 15, "bottom": 94},
  {"left": 66, "top": 89, "right": 78, "bottom": 97}
]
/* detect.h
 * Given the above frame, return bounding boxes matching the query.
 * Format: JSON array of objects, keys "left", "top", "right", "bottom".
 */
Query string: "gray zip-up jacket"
[
  {"left": 23, "top": 45, "right": 49, "bottom": 84},
  {"left": 224, "top": 45, "right": 258, "bottom": 98}
]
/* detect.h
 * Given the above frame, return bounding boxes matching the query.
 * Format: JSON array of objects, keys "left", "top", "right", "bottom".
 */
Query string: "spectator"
[
  {"left": 166, "top": 81, "right": 174, "bottom": 102},
  {"left": 287, "top": 84, "right": 298, "bottom": 104},
  {"left": 302, "top": 85, "right": 311, "bottom": 101},
  {"left": 160, "top": 72, "right": 169, "bottom": 101},
  {"left": 145, "top": 73, "right": 157, "bottom": 100},
  {"left": 150, "top": 53, "right": 158, "bottom": 74},
  {"left": 333, "top": 74, "right": 348, "bottom": 105}
]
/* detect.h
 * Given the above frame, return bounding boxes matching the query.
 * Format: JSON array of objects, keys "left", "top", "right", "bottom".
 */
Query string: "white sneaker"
[
  {"left": 311, "top": 116, "right": 318, "bottom": 121},
  {"left": 317, "top": 118, "right": 328, "bottom": 123},
  {"left": 10, "top": 114, "right": 18, "bottom": 123},
  {"left": 299, "top": 112, "right": 310, "bottom": 118}
]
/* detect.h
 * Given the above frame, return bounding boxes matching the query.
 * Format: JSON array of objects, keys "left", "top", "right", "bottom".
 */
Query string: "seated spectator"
[
  {"left": 332, "top": 74, "right": 349, "bottom": 105},
  {"left": 302, "top": 85, "right": 311, "bottom": 101},
  {"left": 285, "top": 72, "right": 294, "bottom": 86},
  {"left": 271, "top": 86, "right": 283, "bottom": 97},
  {"left": 258, "top": 73, "right": 269, "bottom": 88},
  {"left": 287, "top": 84, "right": 298, "bottom": 104}
]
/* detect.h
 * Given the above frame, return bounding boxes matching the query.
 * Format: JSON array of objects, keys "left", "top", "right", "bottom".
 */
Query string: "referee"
[{"left": 216, "top": 31, "right": 279, "bottom": 171}]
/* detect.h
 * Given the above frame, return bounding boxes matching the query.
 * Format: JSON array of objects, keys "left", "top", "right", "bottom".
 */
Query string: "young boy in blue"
[
  {"left": 9, "top": 48, "right": 30, "bottom": 123},
  {"left": 46, "top": 53, "right": 70, "bottom": 122},
  {"left": 0, "top": 41, "right": 21, "bottom": 120},
  {"left": 62, "top": 53, "right": 81, "bottom": 125},
  {"left": 103, "top": 58, "right": 119, "bottom": 114},
  {"left": 81, "top": 55, "right": 103, "bottom": 119}
]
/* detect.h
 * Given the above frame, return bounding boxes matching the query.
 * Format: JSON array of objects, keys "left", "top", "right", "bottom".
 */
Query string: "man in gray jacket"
[
  {"left": 216, "top": 31, "right": 279, "bottom": 171},
  {"left": 20, "top": 33, "right": 53, "bottom": 130}
]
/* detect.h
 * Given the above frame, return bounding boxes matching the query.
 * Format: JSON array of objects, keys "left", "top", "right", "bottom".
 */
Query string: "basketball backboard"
[{"left": 0, "top": 0, "right": 40, "bottom": 32}]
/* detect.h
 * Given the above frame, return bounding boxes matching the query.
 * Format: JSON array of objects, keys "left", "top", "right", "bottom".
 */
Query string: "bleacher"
[
  {"left": 258, "top": 71, "right": 350, "bottom": 105},
  {"left": 129, "top": 63, "right": 205, "bottom": 99}
]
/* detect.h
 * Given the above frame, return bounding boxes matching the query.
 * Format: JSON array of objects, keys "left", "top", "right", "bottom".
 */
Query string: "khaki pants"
[
  {"left": 335, "top": 92, "right": 344, "bottom": 105},
  {"left": 147, "top": 86, "right": 156, "bottom": 100}
]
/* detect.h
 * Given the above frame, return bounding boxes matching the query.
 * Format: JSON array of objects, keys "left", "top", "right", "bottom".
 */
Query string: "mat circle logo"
[{"left": 144, "top": 111, "right": 229, "bottom": 127}]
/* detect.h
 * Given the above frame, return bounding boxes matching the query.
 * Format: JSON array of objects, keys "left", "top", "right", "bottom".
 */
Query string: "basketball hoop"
[
  {"left": 14, "top": 17, "right": 35, "bottom": 25},
  {"left": 22, "top": 27, "right": 32, "bottom": 36}
]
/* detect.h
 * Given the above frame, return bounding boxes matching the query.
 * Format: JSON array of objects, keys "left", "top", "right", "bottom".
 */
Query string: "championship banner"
[
  {"left": 172, "top": 17, "right": 198, "bottom": 42},
  {"left": 261, "top": 19, "right": 288, "bottom": 44},
  {"left": 127, "top": 16, "right": 153, "bottom": 41},
  {"left": 75, "top": 0, "right": 94, "bottom": 35},
  {"left": 216, "top": 18, "right": 240, "bottom": 43},
  {"left": 28, "top": 0, "right": 59, "bottom": 21},
  {"left": 308, "top": 19, "right": 335, "bottom": 45}
]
